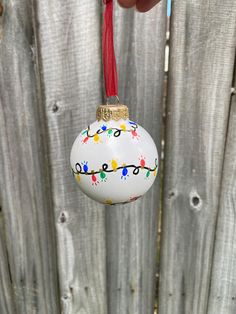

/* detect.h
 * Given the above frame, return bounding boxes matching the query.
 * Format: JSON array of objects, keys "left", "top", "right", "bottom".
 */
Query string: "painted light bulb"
[{"left": 70, "top": 104, "right": 158, "bottom": 205}]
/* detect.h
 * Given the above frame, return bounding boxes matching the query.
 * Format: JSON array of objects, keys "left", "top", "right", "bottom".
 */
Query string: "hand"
[{"left": 118, "top": 0, "right": 161, "bottom": 12}]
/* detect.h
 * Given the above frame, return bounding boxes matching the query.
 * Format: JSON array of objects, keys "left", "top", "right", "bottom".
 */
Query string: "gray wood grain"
[
  {"left": 159, "top": 1, "right": 236, "bottom": 314},
  {"left": 105, "top": 2, "right": 166, "bottom": 314},
  {"left": 207, "top": 69, "right": 236, "bottom": 313},
  {"left": 32, "top": 1, "right": 107, "bottom": 313},
  {"left": 0, "top": 1, "right": 60, "bottom": 313},
  {"left": 0, "top": 210, "right": 16, "bottom": 314}
]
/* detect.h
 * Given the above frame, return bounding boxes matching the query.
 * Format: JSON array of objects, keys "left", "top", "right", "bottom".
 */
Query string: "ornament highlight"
[{"left": 70, "top": 104, "right": 158, "bottom": 205}]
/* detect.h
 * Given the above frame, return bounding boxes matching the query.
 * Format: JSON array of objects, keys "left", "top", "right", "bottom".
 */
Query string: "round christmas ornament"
[
  {"left": 70, "top": 104, "right": 158, "bottom": 205},
  {"left": 70, "top": 0, "right": 159, "bottom": 205}
]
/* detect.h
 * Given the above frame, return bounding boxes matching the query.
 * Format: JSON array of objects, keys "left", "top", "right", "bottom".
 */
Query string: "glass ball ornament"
[{"left": 70, "top": 104, "right": 158, "bottom": 205}]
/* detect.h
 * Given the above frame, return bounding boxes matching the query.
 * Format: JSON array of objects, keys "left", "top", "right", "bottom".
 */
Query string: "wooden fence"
[{"left": 0, "top": 0, "right": 236, "bottom": 313}]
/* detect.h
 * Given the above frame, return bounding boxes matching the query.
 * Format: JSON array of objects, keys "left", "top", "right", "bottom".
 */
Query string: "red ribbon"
[{"left": 102, "top": 0, "right": 118, "bottom": 98}]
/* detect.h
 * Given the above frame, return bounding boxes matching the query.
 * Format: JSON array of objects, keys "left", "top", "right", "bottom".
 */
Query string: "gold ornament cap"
[{"left": 96, "top": 104, "right": 129, "bottom": 121}]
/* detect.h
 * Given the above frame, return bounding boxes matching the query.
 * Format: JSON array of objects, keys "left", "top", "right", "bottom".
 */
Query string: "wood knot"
[
  {"left": 49, "top": 100, "right": 63, "bottom": 114},
  {"left": 52, "top": 103, "right": 59, "bottom": 113},
  {"left": 59, "top": 212, "right": 67, "bottom": 223},
  {"left": 168, "top": 189, "right": 177, "bottom": 199},
  {"left": 189, "top": 191, "right": 202, "bottom": 211}
]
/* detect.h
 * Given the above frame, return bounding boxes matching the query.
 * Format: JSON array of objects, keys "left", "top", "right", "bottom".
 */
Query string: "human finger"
[
  {"left": 136, "top": 0, "right": 161, "bottom": 12},
  {"left": 117, "top": 0, "right": 137, "bottom": 8}
]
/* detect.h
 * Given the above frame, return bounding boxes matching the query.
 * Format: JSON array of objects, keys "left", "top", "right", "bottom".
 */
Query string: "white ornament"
[{"left": 70, "top": 104, "right": 158, "bottom": 205}]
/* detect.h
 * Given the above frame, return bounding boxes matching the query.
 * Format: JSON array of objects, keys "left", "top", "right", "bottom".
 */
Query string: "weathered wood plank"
[
  {"left": 105, "top": 2, "right": 166, "bottom": 314},
  {"left": 0, "top": 209, "right": 16, "bottom": 314},
  {"left": 0, "top": 1, "right": 60, "bottom": 313},
  {"left": 159, "top": 1, "right": 236, "bottom": 314},
  {"left": 207, "top": 68, "right": 236, "bottom": 313},
  {"left": 32, "top": 1, "right": 107, "bottom": 313}
]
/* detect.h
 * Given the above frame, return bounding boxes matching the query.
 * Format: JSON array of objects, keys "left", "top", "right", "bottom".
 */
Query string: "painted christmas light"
[{"left": 70, "top": 0, "right": 159, "bottom": 205}]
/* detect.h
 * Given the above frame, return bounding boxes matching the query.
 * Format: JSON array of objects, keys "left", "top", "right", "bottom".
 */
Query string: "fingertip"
[
  {"left": 136, "top": 0, "right": 161, "bottom": 12},
  {"left": 118, "top": 0, "right": 137, "bottom": 8}
]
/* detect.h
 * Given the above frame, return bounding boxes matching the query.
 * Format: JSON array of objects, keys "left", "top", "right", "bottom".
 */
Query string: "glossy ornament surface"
[{"left": 70, "top": 104, "right": 158, "bottom": 205}]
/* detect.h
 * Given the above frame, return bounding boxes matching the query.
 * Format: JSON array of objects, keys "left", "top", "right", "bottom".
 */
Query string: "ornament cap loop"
[
  {"left": 96, "top": 104, "right": 129, "bottom": 121},
  {"left": 106, "top": 95, "right": 120, "bottom": 105}
]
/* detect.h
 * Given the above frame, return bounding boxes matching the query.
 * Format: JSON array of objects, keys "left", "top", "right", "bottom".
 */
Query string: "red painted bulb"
[
  {"left": 83, "top": 136, "right": 89, "bottom": 144},
  {"left": 92, "top": 174, "right": 97, "bottom": 182},
  {"left": 140, "top": 158, "right": 145, "bottom": 168}
]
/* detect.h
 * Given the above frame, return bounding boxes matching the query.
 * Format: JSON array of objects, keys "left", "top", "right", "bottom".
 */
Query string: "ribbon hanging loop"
[{"left": 102, "top": 0, "right": 118, "bottom": 98}]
